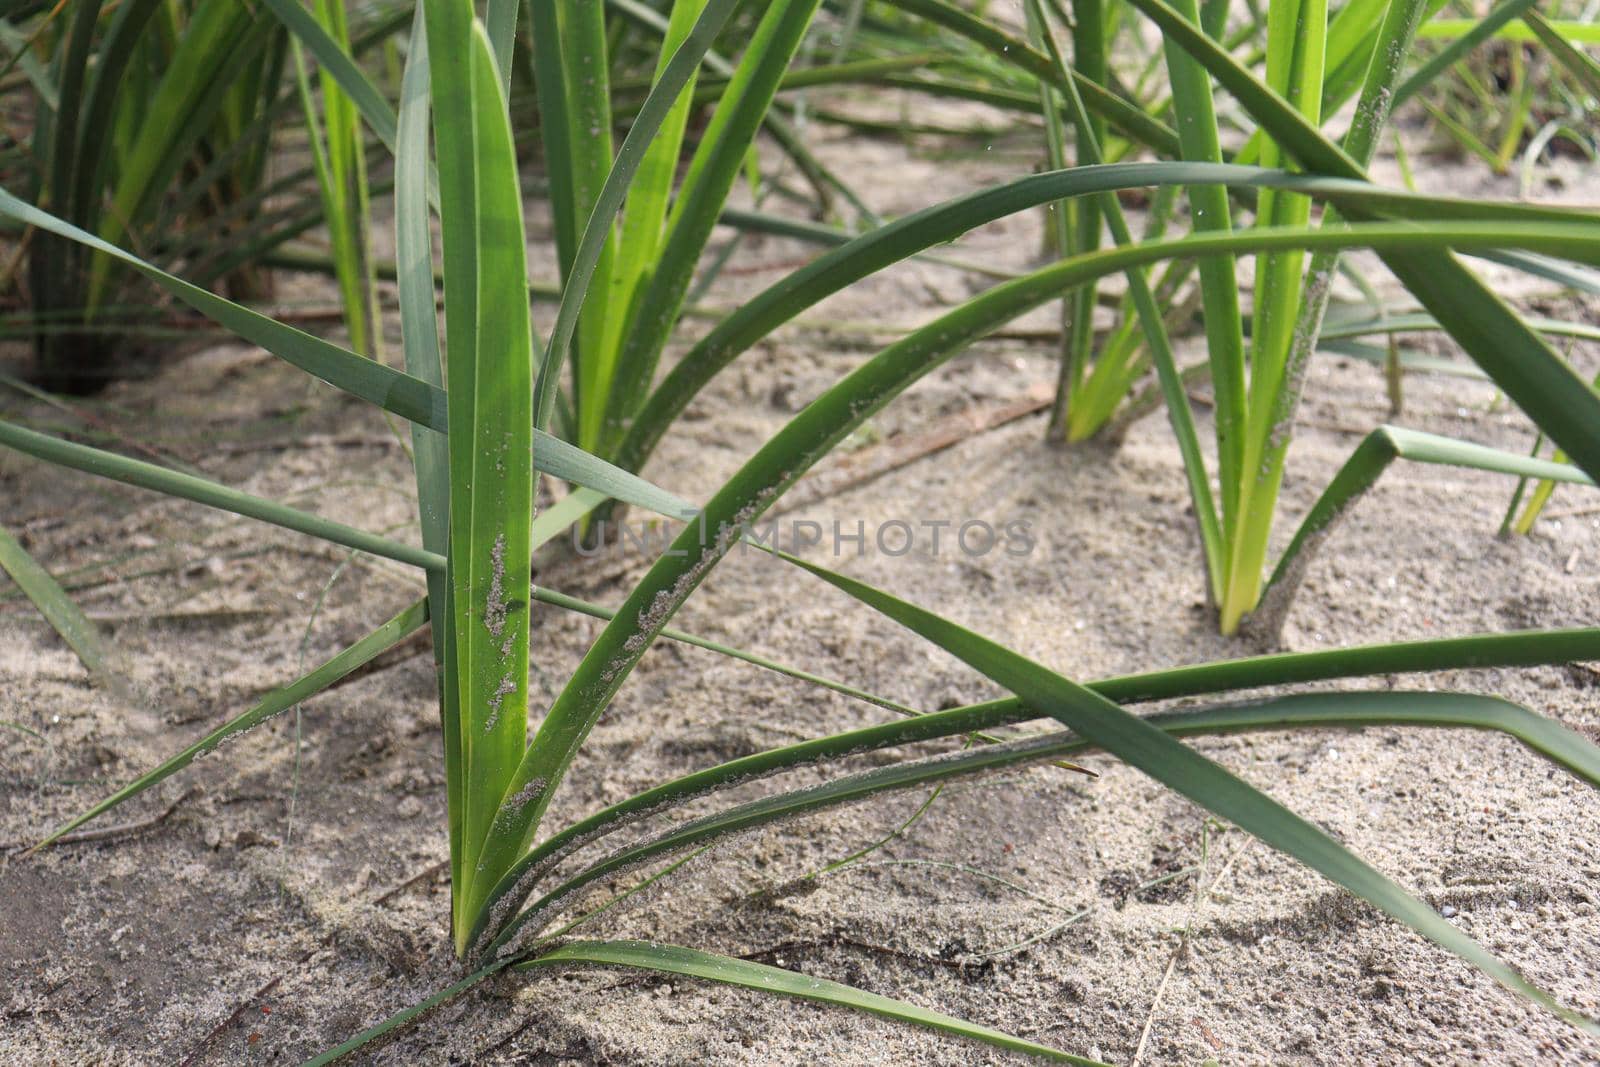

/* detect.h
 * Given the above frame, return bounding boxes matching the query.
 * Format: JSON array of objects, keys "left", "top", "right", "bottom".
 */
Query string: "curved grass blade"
[
  {"left": 0, "top": 419, "right": 443, "bottom": 572},
  {"left": 533, "top": 427, "right": 699, "bottom": 522},
  {"left": 533, "top": 585, "right": 922, "bottom": 718},
  {"left": 0, "top": 188, "right": 447, "bottom": 431},
  {"left": 299, "top": 958, "right": 512, "bottom": 1067},
  {"left": 469, "top": 214, "right": 1600, "bottom": 932},
  {"left": 1252, "top": 427, "right": 1596, "bottom": 637},
  {"left": 519, "top": 940, "right": 1102, "bottom": 1064},
  {"left": 472, "top": 692, "right": 1074, "bottom": 954},
  {"left": 484, "top": 685, "right": 1600, "bottom": 955},
  {"left": 613, "top": 164, "right": 1600, "bottom": 475},
  {"left": 0, "top": 522, "right": 114, "bottom": 680},
  {"left": 786, "top": 559, "right": 1600, "bottom": 1034},
  {"left": 476, "top": 521, "right": 1600, "bottom": 946},
  {"left": 35, "top": 598, "right": 429, "bottom": 848}
]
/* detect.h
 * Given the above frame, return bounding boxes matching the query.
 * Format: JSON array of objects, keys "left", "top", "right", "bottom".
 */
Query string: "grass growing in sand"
[{"left": 2, "top": 0, "right": 1600, "bottom": 1062}]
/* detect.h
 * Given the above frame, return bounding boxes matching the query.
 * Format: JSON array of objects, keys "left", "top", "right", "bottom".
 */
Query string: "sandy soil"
[{"left": 2, "top": 96, "right": 1599, "bottom": 1066}]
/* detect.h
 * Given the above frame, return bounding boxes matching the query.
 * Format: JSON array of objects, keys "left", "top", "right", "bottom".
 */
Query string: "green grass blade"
[
  {"left": 532, "top": 427, "right": 699, "bottom": 522},
  {"left": 259, "top": 0, "right": 398, "bottom": 152},
  {"left": 1159, "top": 0, "right": 1246, "bottom": 553},
  {"left": 0, "top": 187, "right": 447, "bottom": 430},
  {"left": 0, "top": 522, "right": 114, "bottom": 680},
  {"left": 603, "top": 0, "right": 823, "bottom": 448},
  {"left": 474, "top": 700, "right": 1069, "bottom": 953},
  {"left": 787, "top": 559, "right": 1600, "bottom": 1034},
  {"left": 425, "top": 4, "right": 492, "bottom": 947},
  {"left": 300, "top": 959, "right": 511, "bottom": 1067},
  {"left": 0, "top": 418, "right": 443, "bottom": 572},
  {"left": 533, "top": 0, "right": 745, "bottom": 432},
  {"left": 394, "top": 1, "right": 464, "bottom": 925},
  {"left": 534, "top": 585, "right": 922, "bottom": 717},
  {"left": 35, "top": 599, "right": 429, "bottom": 848},
  {"left": 1254, "top": 427, "right": 1596, "bottom": 636},
  {"left": 529, "top": 489, "right": 607, "bottom": 550},
  {"left": 518, "top": 940, "right": 1103, "bottom": 1064},
  {"left": 484, "top": 685, "right": 1600, "bottom": 954},
  {"left": 300, "top": 959, "right": 512, "bottom": 1066},
  {"left": 449, "top": 22, "right": 536, "bottom": 946},
  {"left": 1097, "top": 627, "right": 1600, "bottom": 704},
  {"left": 1393, "top": 0, "right": 1540, "bottom": 106}
]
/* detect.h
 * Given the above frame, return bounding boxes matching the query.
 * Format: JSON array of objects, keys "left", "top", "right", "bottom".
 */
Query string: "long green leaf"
[
  {"left": 448, "top": 20, "right": 536, "bottom": 946},
  {"left": 480, "top": 688, "right": 1600, "bottom": 954},
  {"left": 36, "top": 598, "right": 429, "bottom": 848},
  {"left": 787, "top": 559, "right": 1600, "bottom": 1034},
  {"left": 394, "top": 0, "right": 464, "bottom": 926},
  {"left": 0, "top": 418, "right": 443, "bottom": 572},
  {"left": 1253, "top": 426, "right": 1596, "bottom": 636},
  {"left": 0, "top": 522, "right": 114, "bottom": 680},
  {"left": 519, "top": 940, "right": 1101, "bottom": 1064},
  {"left": 613, "top": 164, "right": 1600, "bottom": 475},
  {"left": 0, "top": 187, "right": 447, "bottom": 430}
]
